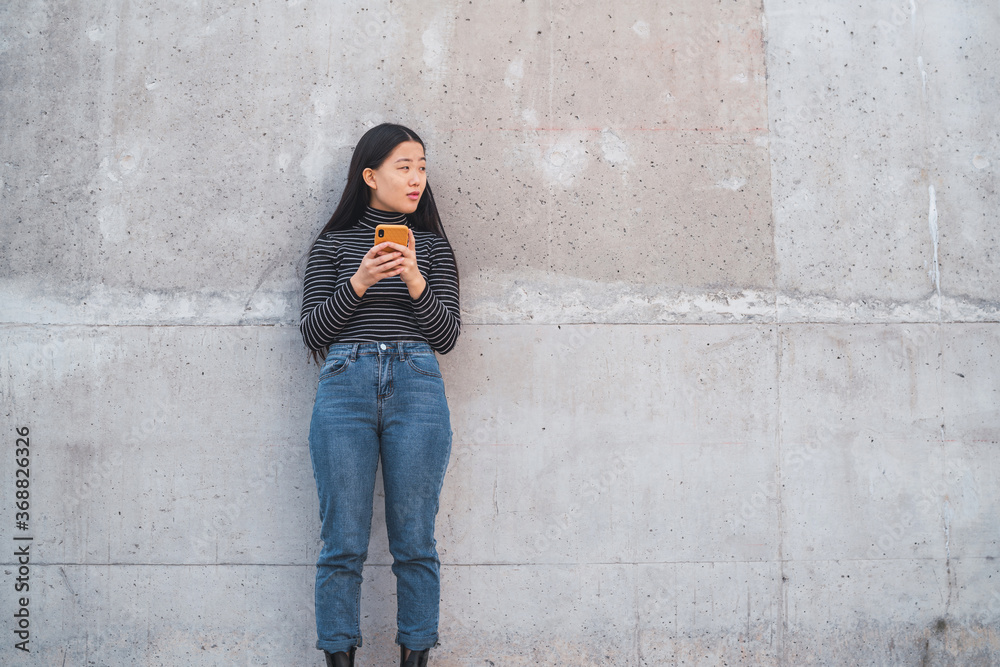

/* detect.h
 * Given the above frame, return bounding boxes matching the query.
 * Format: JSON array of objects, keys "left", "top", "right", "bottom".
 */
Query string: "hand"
[
  {"left": 350, "top": 243, "right": 404, "bottom": 297},
  {"left": 382, "top": 228, "right": 426, "bottom": 299}
]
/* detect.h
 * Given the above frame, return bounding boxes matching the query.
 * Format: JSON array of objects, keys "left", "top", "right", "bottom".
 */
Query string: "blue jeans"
[{"left": 308, "top": 342, "right": 452, "bottom": 654}]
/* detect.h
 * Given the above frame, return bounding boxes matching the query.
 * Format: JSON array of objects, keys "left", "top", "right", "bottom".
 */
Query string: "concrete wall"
[{"left": 1, "top": 0, "right": 997, "bottom": 664}]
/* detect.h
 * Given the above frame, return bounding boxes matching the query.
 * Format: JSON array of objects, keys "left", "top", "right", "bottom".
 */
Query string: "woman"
[{"left": 300, "top": 123, "right": 460, "bottom": 667}]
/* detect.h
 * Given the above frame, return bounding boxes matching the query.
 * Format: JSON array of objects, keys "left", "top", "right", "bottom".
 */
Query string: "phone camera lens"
[{"left": 378, "top": 230, "right": 384, "bottom": 237}]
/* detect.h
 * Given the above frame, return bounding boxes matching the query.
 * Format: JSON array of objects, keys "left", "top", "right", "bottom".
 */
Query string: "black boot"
[
  {"left": 400, "top": 645, "right": 429, "bottom": 667},
  {"left": 324, "top": 647, "right": 356, "bottom": 667}
]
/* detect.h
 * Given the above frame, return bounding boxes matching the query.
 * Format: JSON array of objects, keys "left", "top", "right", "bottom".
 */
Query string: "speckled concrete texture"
[
  {"left": 1, "top": 0, "right": 998, "bottom": 665},
  {"left": 767, "top": 0, "right": 1000, "bottom": 322}
]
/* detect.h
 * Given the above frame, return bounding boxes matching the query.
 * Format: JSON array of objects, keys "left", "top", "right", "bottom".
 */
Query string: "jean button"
[{"left": 380, "top": 343, "right": 386, "bottom": 350}]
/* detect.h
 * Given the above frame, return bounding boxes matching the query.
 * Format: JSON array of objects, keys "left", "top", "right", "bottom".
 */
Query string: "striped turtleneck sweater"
[{"left": 300, "top": 207, "right": 461, "bottom": 354}]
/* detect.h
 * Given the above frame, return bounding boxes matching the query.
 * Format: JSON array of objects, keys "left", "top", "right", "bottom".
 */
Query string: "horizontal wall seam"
[
  {"left": 4, "top": 557, "right": 992, "bottom": 567},
  {"left": 2, "top": 320, "right": 1000, "bottom": 328}
]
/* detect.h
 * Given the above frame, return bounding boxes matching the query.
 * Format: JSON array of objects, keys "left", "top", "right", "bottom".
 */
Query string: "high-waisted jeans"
[{"left": 308, "top": 341, "right": 452, "bottom": 654}]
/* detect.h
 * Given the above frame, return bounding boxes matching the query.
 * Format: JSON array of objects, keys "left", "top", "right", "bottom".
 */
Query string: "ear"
[{"left": 362, "top": 167, "right": 377, "bottom": 190}]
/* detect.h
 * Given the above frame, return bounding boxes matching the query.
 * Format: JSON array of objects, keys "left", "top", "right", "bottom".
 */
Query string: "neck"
[{"left": 359, "top": 206, "right": 407, "bottom": 228}]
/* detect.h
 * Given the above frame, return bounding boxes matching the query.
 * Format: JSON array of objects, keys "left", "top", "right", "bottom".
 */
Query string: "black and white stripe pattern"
[{"left": 300, "top": 207, "right": 461, "bottom": 354}]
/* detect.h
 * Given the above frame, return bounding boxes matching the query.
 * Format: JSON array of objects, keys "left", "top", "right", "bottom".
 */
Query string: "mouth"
[{"left": 407, "top": 191, "right": 421, "bottom": 200}]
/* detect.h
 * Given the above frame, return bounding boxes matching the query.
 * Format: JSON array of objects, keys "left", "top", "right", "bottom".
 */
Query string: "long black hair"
[
  {"left": 306, "top": 123, "right": 459, "bottom": 363},
  {"left": 313, "top": 123, "right": 454, "bottom": 244}
]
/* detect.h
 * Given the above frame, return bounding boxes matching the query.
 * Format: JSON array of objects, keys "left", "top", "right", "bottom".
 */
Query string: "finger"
[
  {"left": 373, "top": 257, "right": 405, "bottom": 274},
  {"left": 407, "top": 228, "right": 415, "bottom": 252},
  {"left": 372, "top": 251, "right": 402, "bottom": 266}
]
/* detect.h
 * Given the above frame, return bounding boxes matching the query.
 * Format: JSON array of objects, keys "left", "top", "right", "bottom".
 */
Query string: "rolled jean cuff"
[
  {"left": 396, "top": 631, "right": 438, "bottom": 651},
  {"left": 317, "top": 638, "right": 361, "bottom": 654}
]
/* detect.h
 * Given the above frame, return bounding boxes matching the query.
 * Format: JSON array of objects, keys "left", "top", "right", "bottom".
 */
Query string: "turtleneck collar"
[{"left": 358, "top": 206, "right": 408, "bottom": 229}]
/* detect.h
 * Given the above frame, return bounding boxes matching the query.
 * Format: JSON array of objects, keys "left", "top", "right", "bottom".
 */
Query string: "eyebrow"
[{"left": 394, "top": 156, "right": 426, "bottom": 163}]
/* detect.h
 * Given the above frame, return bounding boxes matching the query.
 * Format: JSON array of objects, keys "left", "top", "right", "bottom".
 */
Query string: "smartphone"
[{"left": 374, "top": 224, "right": 408, "bottom": 253}]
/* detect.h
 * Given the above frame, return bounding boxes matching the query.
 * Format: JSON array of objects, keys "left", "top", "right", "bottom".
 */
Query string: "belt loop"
[
  {"left": 350, "top": 343, "right": 359, "bottom": 361},
  {"left": 399, "top": 343, "right": 408, "bottom": 361}
]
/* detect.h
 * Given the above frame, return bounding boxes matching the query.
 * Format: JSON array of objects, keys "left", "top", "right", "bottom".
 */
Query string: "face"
[{"left": 363, "top": 140, "right": 426, "bottom": 214}]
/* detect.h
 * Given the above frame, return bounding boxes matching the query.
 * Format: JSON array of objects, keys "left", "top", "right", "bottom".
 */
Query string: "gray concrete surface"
[{"left": 1, "top": 0, "right": 997, "bottom": 665}]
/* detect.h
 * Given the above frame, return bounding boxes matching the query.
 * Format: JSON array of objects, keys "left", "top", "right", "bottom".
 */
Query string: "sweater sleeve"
[
  {"left": 411, "top": 237, "right": 461, "bottom": 354},
  {"left": 300, "top": 236, "right": 363, "bottom": 351}
]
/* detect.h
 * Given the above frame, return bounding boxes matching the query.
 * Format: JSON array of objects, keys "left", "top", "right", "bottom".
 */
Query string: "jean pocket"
[
  {"left": 319, "top": 355, "right": 351, "bottom": 380},
  {"left": 406, "top": 353, "right": 442, "bottom": 378}
]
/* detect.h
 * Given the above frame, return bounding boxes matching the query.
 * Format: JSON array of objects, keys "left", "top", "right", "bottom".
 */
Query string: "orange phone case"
[{"left": 374, "top": 224, "right": 408, "bottom": 251}]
